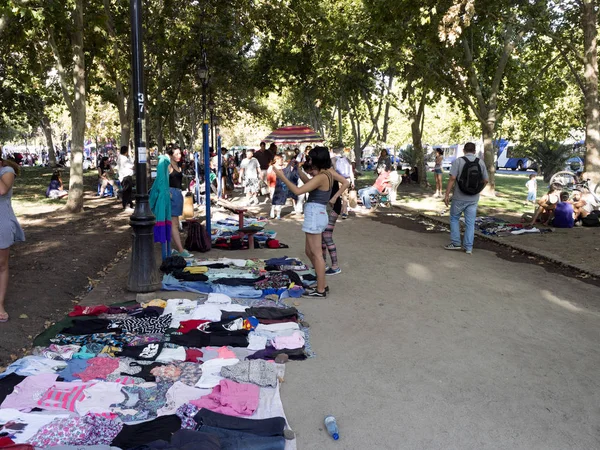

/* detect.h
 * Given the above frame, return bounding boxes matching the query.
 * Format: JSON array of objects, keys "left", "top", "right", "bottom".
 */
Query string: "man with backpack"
[{"left": 443, "top": 142, "right": 488, "bottom": 254}]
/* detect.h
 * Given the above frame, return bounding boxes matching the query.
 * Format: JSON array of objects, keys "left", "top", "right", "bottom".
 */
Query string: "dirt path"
[{"left": 0, "top": 197, "right": 131, "bottom": 367}]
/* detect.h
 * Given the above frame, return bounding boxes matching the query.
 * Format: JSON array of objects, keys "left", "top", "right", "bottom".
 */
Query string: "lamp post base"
[{"left": 127, "top": 198, "right": 162, "bottom": 293}]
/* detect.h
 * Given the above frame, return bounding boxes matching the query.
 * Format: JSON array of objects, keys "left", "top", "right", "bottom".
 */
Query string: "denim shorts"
[
  {"left": 434, "top": 168, "right": 443, "bottom": 174},
  {"left": 302, "top": 202, "right": 328, "bottom": 234},
  {"left": 170, "top": 187, "right": 183, "bottom": 216},
  {"left": 527, "top": 192, "right": 536, "bottom": 202}
]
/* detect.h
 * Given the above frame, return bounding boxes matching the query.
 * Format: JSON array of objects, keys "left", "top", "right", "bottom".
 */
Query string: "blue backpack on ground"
[
  {"left": 335, "top": 156, "right": 352, "bottom": 178},
  {"left": 457, "top": 157, "right": 485, "bottom": 195}
]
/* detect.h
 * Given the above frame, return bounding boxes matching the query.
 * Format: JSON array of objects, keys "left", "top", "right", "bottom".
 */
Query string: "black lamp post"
[
  {"left": 208, "top": 99, "right": 216, "bottom": 153},
  {"left": 127, "top": 0, "right": 161, "bottom": 292},
  {"left": 196, "top": 60, "right": 208, "bottom": 205},
  {"left": 198, "top": 53, "right": 212, "bottom": 237}
]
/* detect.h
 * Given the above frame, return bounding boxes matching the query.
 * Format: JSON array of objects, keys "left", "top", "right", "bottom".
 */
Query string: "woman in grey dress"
[{"left": 0, "top": 156, "right": 25, "bottom": 322}]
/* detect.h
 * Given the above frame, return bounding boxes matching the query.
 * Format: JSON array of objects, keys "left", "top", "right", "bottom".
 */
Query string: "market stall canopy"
[{"left": 263, "top": 125, "right": 324, "bottom": 144}]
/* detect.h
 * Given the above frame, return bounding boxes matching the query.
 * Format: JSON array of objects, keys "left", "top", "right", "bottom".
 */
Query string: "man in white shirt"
[{"left": 117, "top": 145, "right": 134, "bottom": 210}]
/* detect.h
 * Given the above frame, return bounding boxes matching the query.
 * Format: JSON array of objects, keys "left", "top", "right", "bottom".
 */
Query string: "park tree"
[
  {"left": 43, "top": 0, "right": 88, "bottom": 212},
  {"left": 537, "top": 0, "right": 600, "bottom": 184}
]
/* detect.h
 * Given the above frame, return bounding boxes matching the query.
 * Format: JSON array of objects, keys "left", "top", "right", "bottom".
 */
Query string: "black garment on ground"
[
  {"left": 203, "top": 318, "right": 249, "bottom": 334},
  {"left": 129, "top": 430, "right": 221, "bottom": 450},
  {"left": 121, "top": 362, "right": 166, "bottom": 382},
  {"left": 122, "top": 175, "right": 133, "bottom": 209},
  {"left": 281, "top": 271, "right": 302, "bottom": 286},
  {"left": 194, "top": 408, "right": 286, "bottom": 437},
  {"left": 61, "top": 318, "right": 114, "bottom": 335},
  {"left": 0, "top": 374, "right": 26, "bottom": 404},
  {"left": 160, "top": 256, "right": 187, "bottom": 274},
  {"left": 111, "top": 415, "right": 182, "bottom": 449},
  {"left": 171, "top": 271, "right": 209, "bottom": 282},
  {"left": 246, "top": 307, "right": 298, "bottom": 321},
  {"left": 196, "top": 263, "right": 229, "bottom": 269},
  {"left": 117, "top": 342, "right": 165, "bottom": 361},
  {"left": 196, "top": 426, "right": 285, "bottom": 450},
  {"left": 170, "top": 429, "right": 221, "bottom": 450},
  {"left": 302, "top": 274, "right": 316, "bottom": 281},
  {"left": 247, "top": 346, "right": 307, "bottom": 361},
  {"left": 210, "top": 276, "right": 264, "bottom": 287},
  {"left": 128, "top": 307, "right": 164, "bottom": 319},
  {"left": 169, "top": 330, "right": 248, "bottom": 348}
]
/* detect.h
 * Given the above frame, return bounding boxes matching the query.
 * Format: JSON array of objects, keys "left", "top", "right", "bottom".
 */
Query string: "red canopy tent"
[{"left": 263, "top": 125, "right": 324, "bottom": 144}]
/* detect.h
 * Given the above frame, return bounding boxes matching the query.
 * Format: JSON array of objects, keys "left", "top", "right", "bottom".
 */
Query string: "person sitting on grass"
[
  {"left": 551, "top": 192, "right": 574, "bottom": 228},
  {"left": 402, "top": 168, "right": 411, "bottom": 184},
  {"left": 571, "top": 189, "right": 597, "bottom": 222},
  {"left": 46, "top": 171, "right": 68, "bottom": 199},
  {"left": 358, "top": 169, "right": 390, "bottom": 210},
  {"left": 530, "top": 183, "right": 561, "bottom": 225},
  {"left": 98, "top": 156, "right": 115, "bottom": 197}
]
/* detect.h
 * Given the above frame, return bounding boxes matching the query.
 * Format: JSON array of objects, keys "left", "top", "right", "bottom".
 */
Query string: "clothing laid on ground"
[
  {"left": 194, "top": 407, "right": 287, "bottom": 437},
  {"left": 195, "top": 358, "right": 240, "bottom": 389},
  {"left": 26, "top": 414, "right": 123, "bottom": 448},
  {"left": 0, "top": 373, "right": 59, "bottom": 411},
  {"left": 0, "top": 374, "right": 26, "bottom": 405},
  {"left": 169, "top": 330, "right": 249, "bottom": 349},
  {"left": 111, "top": 415, "right": 182, "bottom": 449},
  {"left": 0, "top": 409, "right": 69, "bottom": 443},
  {"left": 190, "top": 379, "right": 260, "bottom": 417},
  {"left": 220, "top": 360, "right": 278, "bottom": 388}
]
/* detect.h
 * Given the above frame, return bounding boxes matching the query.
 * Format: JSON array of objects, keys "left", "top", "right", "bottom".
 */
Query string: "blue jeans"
[
  {"left": 450, "top": 199, "right": 478, "bottom": 251},
  {"left": 359, "top": 186, "right": 379, "bottom": 209}
]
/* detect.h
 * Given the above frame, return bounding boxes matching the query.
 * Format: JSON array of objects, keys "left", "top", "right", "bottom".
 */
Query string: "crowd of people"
[{"left": 526, "top": 173, "right": 599, "bottom": 228}]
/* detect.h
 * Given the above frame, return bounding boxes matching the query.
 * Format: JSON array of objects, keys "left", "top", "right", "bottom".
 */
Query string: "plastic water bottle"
[{"left": 324, "top": 415, "right": 339, "bottom": 440}]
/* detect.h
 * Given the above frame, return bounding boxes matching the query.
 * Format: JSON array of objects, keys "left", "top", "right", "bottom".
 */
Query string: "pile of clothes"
[
  {"left": 0, "top": 264, "right": 309, "bottom": 450},
  {"left": 210, "top": 216, "right": 284, "bottom": 250},
  {"left": 475, "top": 216, "right": 551, "bottom": 237},
  {"left": 161, "top": 257, "right": 316, "bottom": 299}
]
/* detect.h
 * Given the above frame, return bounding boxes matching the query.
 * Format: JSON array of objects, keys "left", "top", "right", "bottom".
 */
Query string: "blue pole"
[
  {"left": 217, "top": 134, "right": 222, "bottom": 198},
  {"left": 203, "top": 120, "right": 211, "bottom": 237},
  {"left": 194, "top": 151, "right": 200, "bottom": 205}
]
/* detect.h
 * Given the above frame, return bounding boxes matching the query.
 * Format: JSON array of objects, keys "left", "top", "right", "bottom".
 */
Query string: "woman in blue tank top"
[{"left": 275, "top": 146, "right": 345, "bottom": 297}]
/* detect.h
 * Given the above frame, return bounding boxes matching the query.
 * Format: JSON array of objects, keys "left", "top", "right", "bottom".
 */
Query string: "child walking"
[{"left": 526, "top": 174, "right": 537, "bottom": 206}]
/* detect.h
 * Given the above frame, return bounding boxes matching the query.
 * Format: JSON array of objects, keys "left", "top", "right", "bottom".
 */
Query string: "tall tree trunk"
[
  {"left": 582, "top": 0, "right": 600, "bottom": 185},
  {"left": 481, "top": 121, "right": 496, "bottom": 194},
  {"left": 157, "top": 118, "right": 164, "bottom": 154},
  {"left": 338, "top": 98, "right": 343, "bottom": 145},
  {"left": 66, "top": 0, "right": 86, "bottom": 213},
  {"left": 116, "top": 79, "right": 132, "bottom": 149},
  {"left": 382, "top": 74, "right": 394, "bottom": 143},
  {"left": 349, "top": 106, "right": 362, "bottom": 171},
  {"left": 40, "top": 115, "right": 57, "bottom": 168}
]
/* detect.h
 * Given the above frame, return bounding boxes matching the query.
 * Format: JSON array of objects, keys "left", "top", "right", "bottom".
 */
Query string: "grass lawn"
[
  {"left": 11, "top": 166, "right": 100, "bottom": 216},
  {"left": 356, "top": 168, "right": 544, "bottom": 218}
]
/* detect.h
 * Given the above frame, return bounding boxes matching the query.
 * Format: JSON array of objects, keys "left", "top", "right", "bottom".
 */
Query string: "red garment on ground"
[
  {"left": 185, "top": 349, "right": 204, "bottom": 362},
  {"left": 0, "top": 437, "right": 15, "bottom": 448},
  {"left": 68, "top": 305, "right": 109, "bottom": 317},
  {"left": 178, "top": 320, "right": 210, "bottom": 334}
]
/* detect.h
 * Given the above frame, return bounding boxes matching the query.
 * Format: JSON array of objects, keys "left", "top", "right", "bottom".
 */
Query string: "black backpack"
[
  {"left": 457, "top": 156, "right": 485, "bottom": 195},
  {"left": 582, "top": 211, "right": 600, "bottom": 227},
  {"left": 185, "top": 221, "right": 212, "bottom": 252}
]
